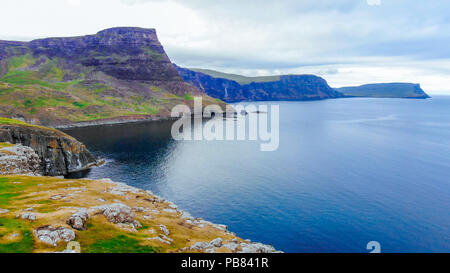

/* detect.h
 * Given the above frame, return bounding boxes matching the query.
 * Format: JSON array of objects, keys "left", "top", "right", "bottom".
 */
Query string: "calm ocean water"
[{"left": 65, "top": 96, "right": 450, "bottom": 253}]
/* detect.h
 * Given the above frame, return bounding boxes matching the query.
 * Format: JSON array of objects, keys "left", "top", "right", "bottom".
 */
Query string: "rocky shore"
[{"left": 0, "top": 158, "right": 279, "bottom": 253}]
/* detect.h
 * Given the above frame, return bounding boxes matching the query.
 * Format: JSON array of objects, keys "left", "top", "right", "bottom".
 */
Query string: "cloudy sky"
[{"left": 1, "top": 0, "right": 449, "bottom": 94}]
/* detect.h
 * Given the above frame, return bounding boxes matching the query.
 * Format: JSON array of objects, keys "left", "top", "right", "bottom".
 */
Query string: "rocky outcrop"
[
  {"left": 0, "top": 143, "right": 41, "bottom": 175},
  {"left": 335, "top": 83, "right": 430, "bottom": 98},
  {"left": 66, "top": 209, "right": 90, "bottom": 230},
  {"left": 175, "top": 65, "right": 343, "bottom": 102},
  {"left": 92, "top": 203, "right": 135, "bottom": 224},
  {"left": 34, "top": 226, "right": 76, "bottom": 246},
  {"left": 0, "top": 122, "right": 99, "bottom": 176}
]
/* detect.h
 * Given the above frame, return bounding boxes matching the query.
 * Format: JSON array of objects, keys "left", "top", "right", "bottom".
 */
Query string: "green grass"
[
  {"left": 0, "top": 218, "right": 33, "bottom": 253},
  {"left": 0, "top": 176, "right": 28, "bottom": 206},
  {"left": 184, "top": 93, "right": 194, "bottom": 101},
  {"left": 84, "top": 235, "right": 157, "bottom": 253}
]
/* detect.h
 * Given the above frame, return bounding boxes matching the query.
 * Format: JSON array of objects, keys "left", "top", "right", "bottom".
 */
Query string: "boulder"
[
  {"left": 66, "top": 208, "right": 90, "bottom": 230},
  {"left": 210, "top": 238, "right": 223, "bottom": 247},
  {"left": 34, "top": 226, "right": 76, "bottom": 246},
  {"left": 159, "top": 224, "right": 170, "bottom": 235},
  {"left": 93, "top": 203, "right": 134, "bottom": 223}
]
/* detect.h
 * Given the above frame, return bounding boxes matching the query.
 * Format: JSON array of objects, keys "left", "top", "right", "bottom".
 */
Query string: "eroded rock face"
[
  {"left": 0, "top": 125, "right": 98, "bottom": 176},
  {"left": 34, "top": 226, "right": 76, "bottom": 246},
  {"left": 0, "top": 143, "right": 40, "bottom": 175}
]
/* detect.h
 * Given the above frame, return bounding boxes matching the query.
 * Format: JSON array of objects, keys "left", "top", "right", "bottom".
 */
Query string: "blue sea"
[{"left": 65, "top": 96, "right": 450, "bottom": 253}]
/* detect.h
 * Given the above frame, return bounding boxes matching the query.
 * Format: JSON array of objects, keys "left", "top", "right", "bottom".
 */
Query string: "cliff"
[
  {"left": 175, "top": 65, "right": 343, "bottom": 102},
  {"left": 335, "top": 83, "right": 430, "bottom": 99},
  {"left": 0, "top": 27, "right": 221, "bottom": 127},
  {"left": 0, "top": 118, "right": 98, "bottom": 176}
]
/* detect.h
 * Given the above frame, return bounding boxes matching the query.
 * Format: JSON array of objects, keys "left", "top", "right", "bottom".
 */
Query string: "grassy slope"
[
  {"left": 0, "top": 174, "right": 240, "bottom": 253},
  {"left": 0, "top": 117, "right": 76, "bottom": 140},
  {"left": 0, "top": 54, "right": 219, "bottom": 125},
  {"left": 190, "top": 68, "right": 281, "bottom": 85}
]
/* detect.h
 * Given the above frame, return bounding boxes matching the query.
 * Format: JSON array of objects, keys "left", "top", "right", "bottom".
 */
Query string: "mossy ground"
[{"left": 0, "top": 175, "right": 240, "bottom": 253}]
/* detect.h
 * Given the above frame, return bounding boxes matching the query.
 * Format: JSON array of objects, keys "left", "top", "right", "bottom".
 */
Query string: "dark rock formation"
[
  {"left": 0, "top": 124, "right": 99, "bottom": 176},
  {"left": 175, "top": 65, "right": 343, "bottom": 102},
  {"left": 27, "top": 27, "right": 183, "bottom": 83},
  {"left": 335, "top": 83, "right": 430, "bottom": 99}
]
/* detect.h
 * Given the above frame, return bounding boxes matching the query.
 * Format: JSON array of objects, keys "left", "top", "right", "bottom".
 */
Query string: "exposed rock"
[
  {"left": 162, "top": 208, "right": 178, "bottom": 214},
  {"left": 132, "top": 220, "right": 142, "bottom": 229},
  {"left": 66, "top": 208, "right": 90, "bottom": 230},
  {"left": 223, "top": 242, "right": 240, "bottom": 252},
  {"left": 93, "top": 203, "right": 135, "bottom": 223},
  {"left": 189, "top": 241, "right": 213, "bottom": 251},
  {"left": 159, "top": 224, "right": 170, "bottom": 235},
  {"left": 238, "top": 242, "right": 279, "bottom": 253},
  {"left": 210, "top": 238, "right": 223, "bottom": 247},
  {"left": 0, "top": 143, "right": 40, "bottom": 175},
  {"left": 133, "top": 206, "right": 148, "bottom": 212},
  {"left": 18, "top": 212, "right": 36, "bottom": 221},
  {"left": 180, "top": 211, "right": 193, "bottom": 219},
  {"left": 147, "top": 236, "right": 171, "bottom": 245},
  {"left": 34, "top": 226, "right": 75, "bottom": 246},
  {"left": 0, "top": 123, "right": 99, "bottom": 176},
  {"left": 0, "top": 208, "right": 9, "bottom": 214}
]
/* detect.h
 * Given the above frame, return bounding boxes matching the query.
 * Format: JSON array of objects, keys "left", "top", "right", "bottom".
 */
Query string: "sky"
[{"left": 1, "top": 0, "right": 450, "bottom": 95}]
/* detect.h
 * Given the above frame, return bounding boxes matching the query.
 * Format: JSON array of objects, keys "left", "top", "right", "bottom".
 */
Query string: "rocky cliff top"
[{"left": 0, "top": 175, "right": 280, "bottom": 253}]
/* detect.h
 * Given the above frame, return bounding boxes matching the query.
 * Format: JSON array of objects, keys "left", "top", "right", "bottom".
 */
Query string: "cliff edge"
[
  {"left": 0, "top": 118, "right": 99, "bottom": 176},
  {"left": 175, "top": 65, "right": 343, "bottom": 102}
]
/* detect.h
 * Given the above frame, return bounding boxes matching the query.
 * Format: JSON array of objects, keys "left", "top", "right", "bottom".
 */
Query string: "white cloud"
[
  {"left": 0, "top": 0, "right": 449, "bottom": 94},
  {"left": 366, "top": 0, "right": 381, "bottom": 6},
  {"left": 66, "top": 0, "right": 81, "bottom": 7}
]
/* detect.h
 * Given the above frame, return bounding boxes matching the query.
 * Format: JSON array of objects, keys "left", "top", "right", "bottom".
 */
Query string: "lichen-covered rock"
[
  {"left": 238, "top": 242, "right": 278, "bottom": 253},
  {"left": 34, "top": 226, "right": 76, "bottom": 246},
  {"left": 0, "top": 123, "right": 98, "bottom": 176},
  {"left": 0, "top": 143, "right": 40, "bottom": 175},
  {"left": 18, "top": 212, "right": 37, "bottom": 221},
  {"left": 66, "top": 208, "right": 90, "bottom": 230},
  {"left": 93, "top": 203, "right": 135, "bottom": 223},
  {"left": 210, "top": 238, "right": 223, "bottom": 247},
  {"left": 159, "top": 224, "right": 170, "bottom": 235}
]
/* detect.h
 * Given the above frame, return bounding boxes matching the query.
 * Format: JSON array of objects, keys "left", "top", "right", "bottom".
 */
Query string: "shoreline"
[{"left": 0, "top": 174, "right": 280, "bottom": 253}]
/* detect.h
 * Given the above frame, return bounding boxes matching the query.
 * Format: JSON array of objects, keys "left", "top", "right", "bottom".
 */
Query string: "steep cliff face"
[
  {"left": 175, "top": 65, "right": 343, "bottom": 102},
  {"left": 0, "top": 118, "right": 98, "bottom": 176},
  {"left": 0, "top": 27, "right": 219, "bottom": 127},
  {"left": 335, "top": 83, "right": 430, "bottom": 98}
]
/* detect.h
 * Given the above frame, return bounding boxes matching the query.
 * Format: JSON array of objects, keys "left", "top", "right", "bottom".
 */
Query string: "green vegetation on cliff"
[{"left": 0, "top": 27, "right": 223, "bottom": 127}]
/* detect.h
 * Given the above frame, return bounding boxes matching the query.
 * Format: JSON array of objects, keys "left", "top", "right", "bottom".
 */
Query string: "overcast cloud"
[{"left": 1, "top": 0, "right": 449, "bottom": 94}]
